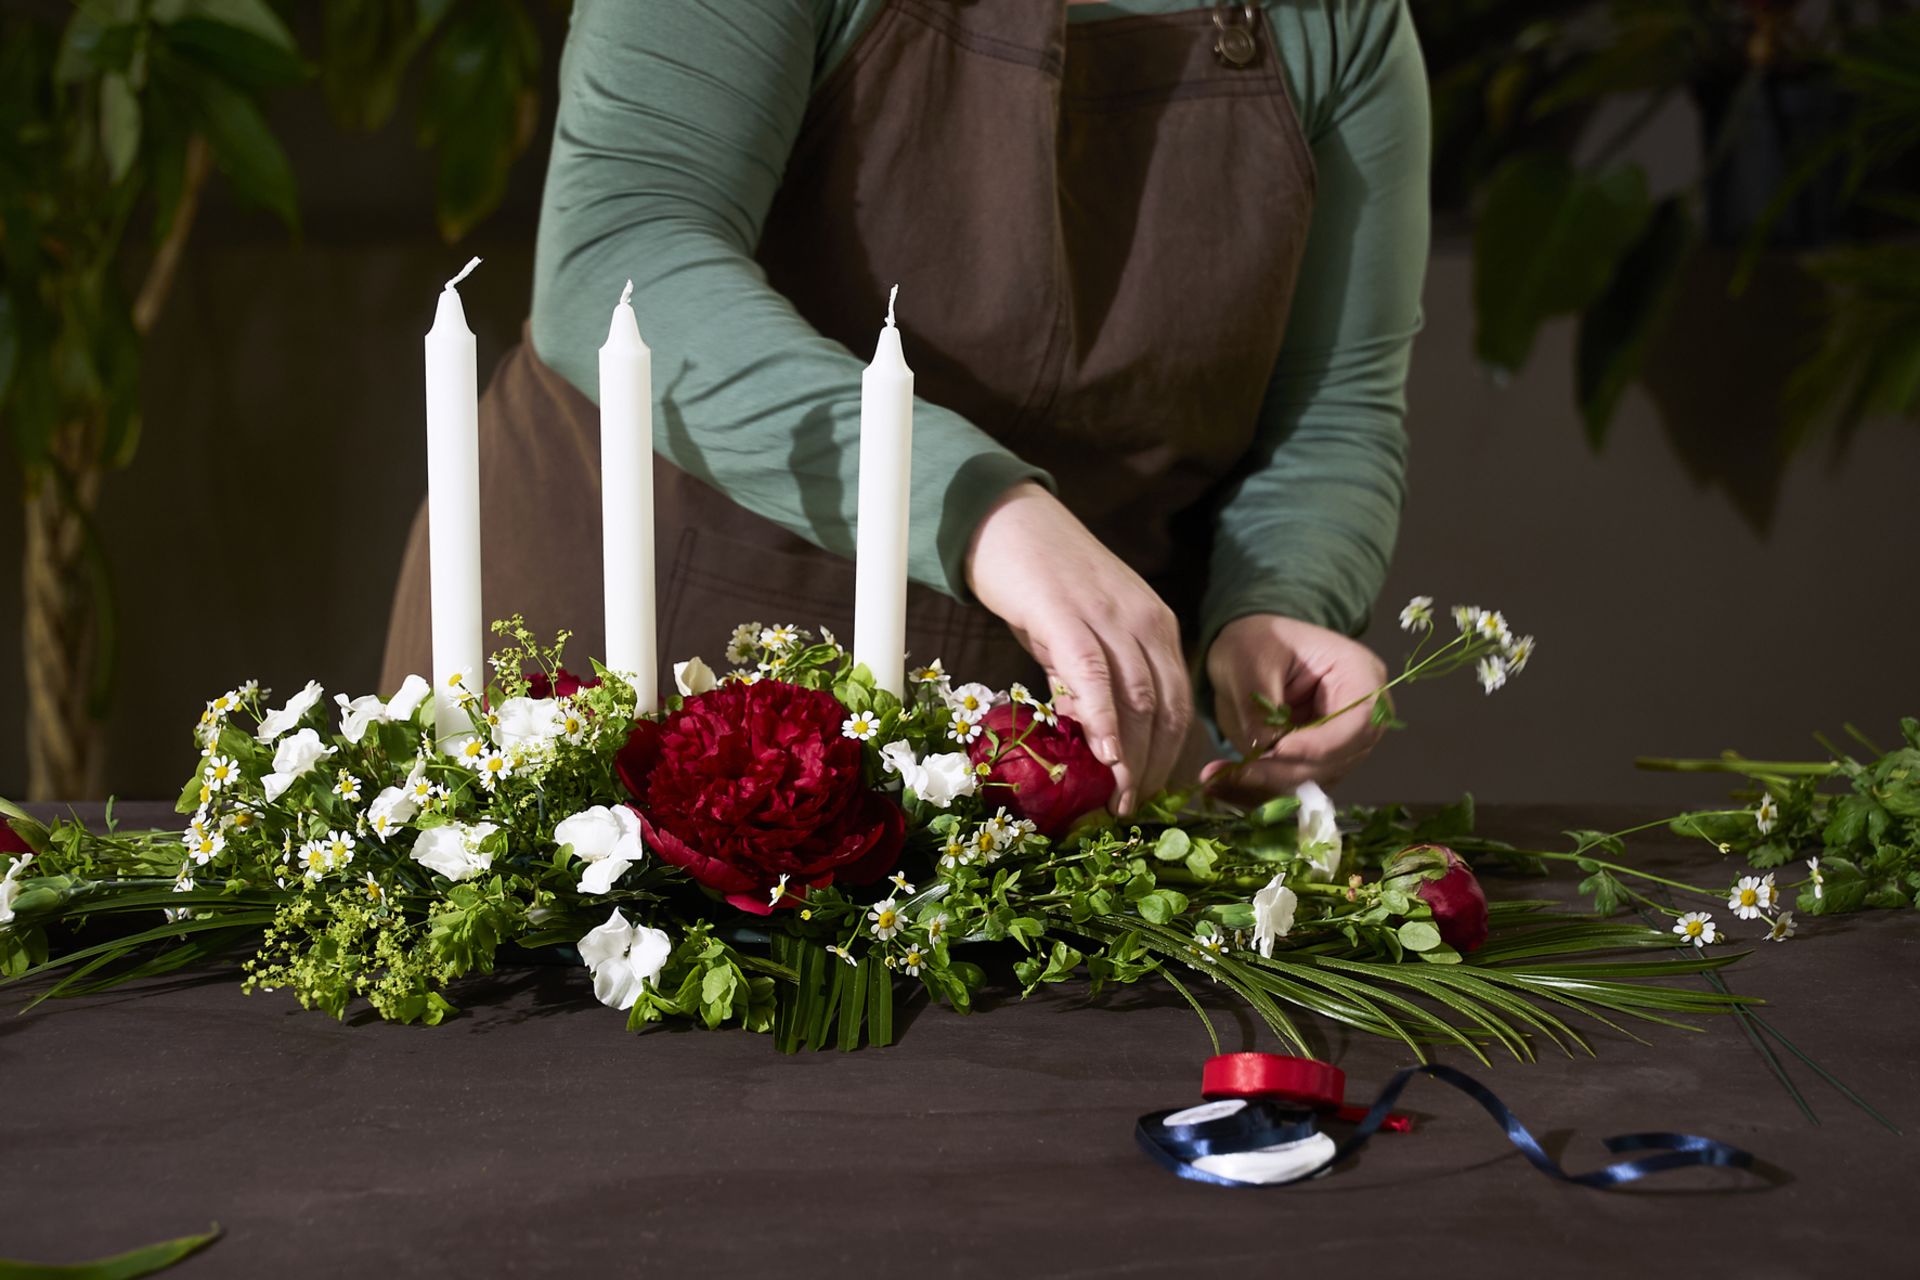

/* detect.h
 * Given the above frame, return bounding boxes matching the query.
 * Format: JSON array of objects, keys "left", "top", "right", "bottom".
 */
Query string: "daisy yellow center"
[
  {"left": 330, "top": 840, "right": 348, "bottom": 858},
  {"left": 305, "top": 849, "right": 327, "bottom": 871},
  {"left": 1684, "top": 919, "right": 1703, "bottom": 937},
  {"left": 486, "top": 758, "right": 505, "bottom": 774},
  {"left": 906, "top": 950, "right": 922, "bottom": 965},
  {"left": 366, "top": 881, "right": 381, "bottom": 899},
  {"left": 565, "top": 716, "right": 582, "bottom": 734},
  {"left": 1739, "top": 889, "right": 1757, "bottom": 907},
  {"left": 876, "top": 909, "right": 896, "bottom": 929},
  {"left": 960, "top": 695, "right": 980, "bottom": 711},
  {"left": 232, "top": 813, "right": 253, "bottom": 829},
  {"left": 212, "top": 763, "right": 230, "bottom": 780},
  {"left": 463, "top": 741, "right": 484, "bottom": 758},
  {"left": 196, "top": 838, "right": 214, "bottom": 855}
]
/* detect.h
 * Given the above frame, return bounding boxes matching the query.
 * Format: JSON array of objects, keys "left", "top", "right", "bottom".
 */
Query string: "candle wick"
[
  {"left": 619, "top": 279, "right": 634, "bottom": 308},
  {"left": 885, "top": 283, "right": 898, "bottom": 328},
  {"left": 444, "top": 256, "right": 482, "bottom": 291}
]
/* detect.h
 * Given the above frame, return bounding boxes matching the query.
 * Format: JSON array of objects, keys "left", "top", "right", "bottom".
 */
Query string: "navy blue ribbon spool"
[{"left": 1137, "top": 1062, "right": 1758, "bottom": 1189}]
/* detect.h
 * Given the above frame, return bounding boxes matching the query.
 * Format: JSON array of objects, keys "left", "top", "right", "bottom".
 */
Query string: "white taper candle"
[
  {"left": 424, "top": 256, "right": 484, "bottom": 740},
  {"left": 853, "top": 285, "right": 913, "bottom": 699},
  {"left": 600, "top": 280, "right": 658, "bottom": 714}
]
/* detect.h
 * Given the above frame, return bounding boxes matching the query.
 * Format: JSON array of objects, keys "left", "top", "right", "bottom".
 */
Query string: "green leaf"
[
  {"left": 1576, "top": 195, "right": 1695, "bottom": 449},
  {"left": 1397, "top": 920, "right": 1442, "bottom": 952},
  {"left": 1152, "top": 827, "right": 1191, "bottom": 862},
  {"left": 163, "top": 17, "right": 311, "bottom": 91},
  {"left": 154, "top": 0, "right": 296, "bottom": 52},
  {"left": 1135, "top": 889, "right": 1188, "bottom": 925},
  {"left": 1249, "top": 794, "right": 1301, "bottom": 827},
  {"left": 99, "top": 72, "right": 141, "bottom": 183},
  {"left": 1473, "top": 152, "right": 1653, "bottom": 372},
  {"left": 0, "top": 1223, "right": 222, "bottom": 1278},
  {"left": 166, "top": 60, "right": 296, "bottom": 229}
]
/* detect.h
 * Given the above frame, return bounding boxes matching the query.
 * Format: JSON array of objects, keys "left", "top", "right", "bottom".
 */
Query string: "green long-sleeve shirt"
[{"left": 531, "top": 0, "right": 1429, "bottom": 658}]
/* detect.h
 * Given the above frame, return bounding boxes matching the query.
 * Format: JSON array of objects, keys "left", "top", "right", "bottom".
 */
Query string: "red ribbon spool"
[{"left": 1202, "top": 1052, "right": 1415, "bottom": 1133}]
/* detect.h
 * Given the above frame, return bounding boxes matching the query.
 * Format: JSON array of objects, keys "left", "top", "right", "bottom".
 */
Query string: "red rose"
[
  {"left": 528, "top": 669, "right": 600, "bottom": 700},
  {"left": 1385, "top": 843, "right": 1489, "bottom": 953},
  {"left": 615, "top": 680, "right": 904, "bottom": 915},
  {"left": 966, "top": 702, "right": 1116, "bottom": 839}
]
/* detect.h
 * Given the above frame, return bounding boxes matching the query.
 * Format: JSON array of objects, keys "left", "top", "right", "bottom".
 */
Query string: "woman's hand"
[
  {"left": 965, "top": 482, "right": 1193, "bottom": 815},
  {"left": 1201, "top": 613, "right": 1389, "bottom": 800}
]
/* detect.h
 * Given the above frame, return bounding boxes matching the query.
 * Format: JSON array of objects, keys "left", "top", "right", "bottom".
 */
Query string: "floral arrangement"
[{"left": 0, "top": 602, "right": 1756, "bottom": 1059}]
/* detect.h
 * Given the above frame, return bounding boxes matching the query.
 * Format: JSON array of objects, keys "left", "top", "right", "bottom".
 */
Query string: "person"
[{"left": 382, "top": 0, "right": 1430, "bottom": 814}]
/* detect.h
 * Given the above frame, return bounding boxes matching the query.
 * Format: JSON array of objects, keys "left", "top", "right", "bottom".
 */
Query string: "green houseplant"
[
  {"left": 1417, "top": 0, "right": 1920, "bottom": 462},
  {"left": 0, "top": 0, "right": 552, "bottom": 801}
]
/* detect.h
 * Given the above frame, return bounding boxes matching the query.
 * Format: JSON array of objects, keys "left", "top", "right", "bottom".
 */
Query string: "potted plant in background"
[
  {"left": 1413, "top": 0, "right": 1920, "bottom": 519},
  {"left": 0, "top": 0, "right": 553, "bottom": 801}
]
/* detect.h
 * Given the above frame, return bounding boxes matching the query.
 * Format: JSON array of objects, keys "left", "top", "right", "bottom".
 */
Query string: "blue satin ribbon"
[{"left": 1137, "top": 1062, "right": 1758, "bottom": 1189}]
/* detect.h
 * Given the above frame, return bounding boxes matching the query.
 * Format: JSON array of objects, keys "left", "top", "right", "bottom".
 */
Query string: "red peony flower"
[
  {"left": 1385, "top": 843, "right": 1489, "bottom": 953},
  {"left": 966, "top": 702, "right": 1116, "bottom": 840},
  {"left": 528, "top": 669, "right": 600, "bottom": 700},
  {"left": 614, "top": 680, "right": 904, "bottom": 915}
]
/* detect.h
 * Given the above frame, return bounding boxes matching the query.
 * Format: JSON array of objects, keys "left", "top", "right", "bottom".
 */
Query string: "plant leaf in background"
[
  {"left": 1576, "top": 193, "right": 1698, "bottom": 449},
  {"left": 1472, "top": 150, "right": 1654, "bottom": 374},
  {"left": 414, "top": 0, "right": 543, "bottom": 243}
]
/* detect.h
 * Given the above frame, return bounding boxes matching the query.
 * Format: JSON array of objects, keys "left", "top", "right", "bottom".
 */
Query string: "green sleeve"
[
  {"left": 1198, "top": 0, "right": 1430, "bottom": 659},
  {"left": 530, "top": 0, "right": 1050, "bottom": 603}
]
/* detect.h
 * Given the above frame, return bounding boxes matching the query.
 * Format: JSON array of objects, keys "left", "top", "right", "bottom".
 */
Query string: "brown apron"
[{"left": 381, "top": 0, "right": 1317, "bottom": 697}]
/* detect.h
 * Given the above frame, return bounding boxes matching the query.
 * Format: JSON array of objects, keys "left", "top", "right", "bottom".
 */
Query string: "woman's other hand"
[
  {"left": 966, "top": 482, "right": 1193, "bottom": 816},
  {"left": 1201, "top": 613, "right": 1388, "bottom": 800}
]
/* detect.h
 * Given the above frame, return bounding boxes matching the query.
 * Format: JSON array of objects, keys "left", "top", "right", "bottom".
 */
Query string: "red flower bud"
[
  {"left": 1386, "top": 843, "right": 1489, "bottom": 952},
  {"left": 966, "top": 702, "right": 1116, "bottom": 840},
  {"left": 527, "top": 669, "right": 600, "bottom": 700}
]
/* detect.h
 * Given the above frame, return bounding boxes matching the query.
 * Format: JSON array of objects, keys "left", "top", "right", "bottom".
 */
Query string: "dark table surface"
[{"left": 4, "top": 802, "right": 1915, "bottom": 1278}]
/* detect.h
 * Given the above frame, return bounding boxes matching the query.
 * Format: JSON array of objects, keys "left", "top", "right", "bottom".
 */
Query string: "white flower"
[
  {"left": 403, "top": 761, "right": 438, "bottom": 807},
  {"left": 1452, "top": 604, "right": 1480, "bottom": 634},
  {"left": 1398, "top": 595, "right": 1434, "bottom": 632},
  {"left": 982, "top": 807, "right": 1018, "bottom": 849},
  {"left": 1727, "top": 875, "right": 1771, "bottom": 920},
  {"left": 947, "top": 714, "right": 984, "bottom": 746},
  {"left": 725, "top": 622, "right": 763, "bottom": 666},
  {"left": 674, "top": 656, "right": 718, "bottom": 697},
  {"left": 842, "top": 712, "right": 879, "bottom": 741},
  {"left": 759, "top": 623, "right": 800, "bottom": 651},
  {"left": 555, "top": 804, "right": 646, "bottom": 895},
  {"left": 769, "top": 874, "right": 792, "bottom": 908},
  {"left": 945, "top": 682, "right": 998, "bottom": 723},
  {"left": 185, "top": 827, "right": 226, "bottom": 866},
  {"left": 334, "top": 694, "right": 388, "bottom": 745},
  {"left": 1766, "top": 912, "right": 1797, "bottom": 942},
  {"left": 878, "top": 741, "right": 977, "bottom": 808},
  {"left": 475, "top": 750, "right": 513, "bottom": 791},
  {"left": 1250, "top": 874, "right": 1299, "bottom": 958},
  {"left": 868, "top": 897, "right": 902, "bottom": 940},
  {"left": 827, "top": 943, "right": 857, "bottom": 966},
  {"left": 909, "top": 660, "right": 948, "bottom": 686},
  {"left": 1755, "top": 793, "right": 1778, "bottom": 836},
  {"left": 1294, "top": 780, "right": 1342, "bottom": 883},
  {"left": 365, "top": 785, "right": 420, "bottom": 842},
  {"left": 901, "top": 945, "right": 926, "bottom": 977},
  {"left": 205, "top": 689, "right": 241, "bottom": 720},
  {"left": 1503, "top": 634, "right": 1536, "bottom": 674},
  {"left": 576, "top": 907, "right": 672, "bottom": 1011},
  {"left": 1475, "top": 656, "right": 1508, "bottom": 694},
  {"left": 410, "top": 820, "right": 499, "bottom": 883},
  {"left": 202, "top": 754, "right": 240, "bottom": 792},
  {"left": 362, "top": 872, "right": 384, "bottom": 903},
  {"left": 296, "top": 839, "right": 332, "bottom": 880},
  {"left": 1196, "top": 932, "right": 1228, "bottom": 960},
  {"left": 261, "top": 728, "right": 337, "bottom": 802},
  {"left": 1475, "top": 609, "right": 1512, "bottom": 646},
  {"left": 1673, "top": 911, "right": 1717, "bottom": 947},
  {"left": 493, "top": 696, "right": 567, "bottom": 751},
  {"left": 333, "top": 772, "right": 364, "bottom": 804},
  {"left": 1807, "top": 856, "right": 1824, "bottom": 900},
  {"left": 0, "top": 854, "right": 36, "bottom": 926},
  {"left": 889, "top": 872, "right": 915, "bottom": 895},
  {"left": 255, "top": 680, "right": 324, "bottom": 742},
  {"left": 319, "top": 829, "right": 356, "bottom": 870},
  {"left": 165, "top": 871, "right": 197, "bottom": 923}
]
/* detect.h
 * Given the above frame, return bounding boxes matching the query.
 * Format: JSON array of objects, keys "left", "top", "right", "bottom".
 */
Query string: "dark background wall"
[{"left": 2, "top": 44, "right": 1915, "bottom": 809}]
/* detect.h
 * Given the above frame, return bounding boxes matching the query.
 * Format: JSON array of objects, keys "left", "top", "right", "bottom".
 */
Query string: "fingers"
[
  {"left": 1039, "top": 626, "right": 1130, "bottom": 812},
  {"left": 1134, "top": 627, "right": 1193, "bottom": 804}
]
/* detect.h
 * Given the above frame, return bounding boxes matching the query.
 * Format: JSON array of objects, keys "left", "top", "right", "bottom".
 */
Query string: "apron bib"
[{"left": 382, "top": 0, "right": 1316, "bottom": 696}]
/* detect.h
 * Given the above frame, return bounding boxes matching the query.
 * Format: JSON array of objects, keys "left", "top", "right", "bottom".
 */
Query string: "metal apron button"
[{"left": 1213, "top": 3, "right": 1258, "bottom": 67}]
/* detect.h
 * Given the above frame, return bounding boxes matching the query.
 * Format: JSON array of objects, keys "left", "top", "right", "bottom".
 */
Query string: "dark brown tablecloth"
[{"left": 4, "top": 803, "right": 1916, "bottom": 1277}]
